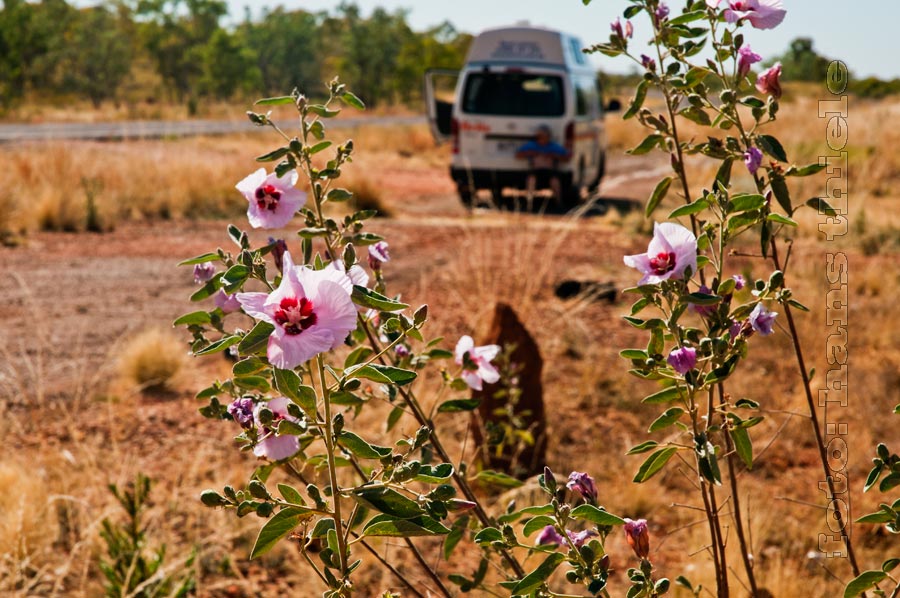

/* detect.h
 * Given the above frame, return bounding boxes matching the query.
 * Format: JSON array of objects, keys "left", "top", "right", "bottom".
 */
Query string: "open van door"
[{"left": 424, "top": 69, "right": 458, "bottom": 144}]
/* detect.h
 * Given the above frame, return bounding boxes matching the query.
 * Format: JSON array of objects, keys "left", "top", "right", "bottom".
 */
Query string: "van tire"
[
  {"left": 458, "top": 186, "right": 473, "bottom": 207},
  {"left": 588, "top": 152, "right": 606, "bottom": 193}
]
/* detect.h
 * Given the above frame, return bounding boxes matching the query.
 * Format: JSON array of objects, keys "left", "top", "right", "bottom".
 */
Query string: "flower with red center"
[
  {"left": 253, "top": 397, "right": 301, "bottom": 461},
  {"left": 624, "top": 518, "right": 651, "bottom": 559},
  {"left": 756, "top": 63, "right": 783, "bottom": 98},
  {"left": 236, "top": 251, "right": 357, "bottom": 369},
  {"left": 236, "top": 168, "right": 306, "bottom": 229},
  {"left": 725, "top": 0, "right": 786, "bottom": 29},
  {"left": 624, "top": 222, "right": 698, "bottom": 285},
  {"left": 454, "top": 335, "right": 500, "bottom": 391},
  {"left": 737, "top": 45, "right": 762, "bottom": 78}
]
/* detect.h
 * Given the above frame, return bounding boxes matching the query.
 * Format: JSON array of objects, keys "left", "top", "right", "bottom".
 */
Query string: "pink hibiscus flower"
[
  {"left": 236, "top": 168, "right": 306, "bottom": 229},
  {"left": 237, "top": 251, "right": 357, "bottom": 369},
  {"left": 724, "top": 0, "right": 786, "bottom": 30},
  {"left": 737, "top": 45, "right": 762, "bottom": 78},
  {"left": 454, "top": 335, "right": 500, "bottom": 391},
  {"left": 624, "top": 222, "right": 698, "bottom": 285},
  {"left": 253, "top": 397, "right": 301, "bottom": 461}
]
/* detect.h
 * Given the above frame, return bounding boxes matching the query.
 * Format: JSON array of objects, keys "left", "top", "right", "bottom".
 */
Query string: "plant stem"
[
  {"left": 318, "top": 353, "right": 350, "bottom": 583},
  {"left": 358, "top": 321, "right": 527, "bottom": 579},
  {"left": 403, "top": 538, "right": 453, "bottom": 598},
  {"left": 356, "top": 538, "right": 427, "bottom": 598},
  {"left": 719, "top": 385, "right": 759, "bottom": 595},
  {"left": 767, "top": 239, "right": 862, "bottom": 578}
]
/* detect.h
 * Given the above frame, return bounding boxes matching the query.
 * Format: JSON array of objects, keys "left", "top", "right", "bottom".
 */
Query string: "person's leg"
[
  {"left": 525, "top": 173, "right": 536, "bottom": 210},
  {"left": 550, "top": 175, "right": 562, "bottom": 204}
]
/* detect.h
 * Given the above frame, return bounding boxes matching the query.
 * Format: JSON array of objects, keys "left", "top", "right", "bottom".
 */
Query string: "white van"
[{"left": 425, "top": 25, "right": 618, "bottom": 207}]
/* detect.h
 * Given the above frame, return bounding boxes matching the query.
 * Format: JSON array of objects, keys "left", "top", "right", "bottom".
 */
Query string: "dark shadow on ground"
[{"left": 473, "top": 192, "right": 641, "bottom": 218}]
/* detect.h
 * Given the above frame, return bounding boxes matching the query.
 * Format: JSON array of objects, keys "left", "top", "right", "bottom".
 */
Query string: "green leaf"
[
  {"left": 642, "top": 386, "right": 683, "bottom": 405},
  {"left": 805, "top": 197, "right": 838, "bottom": 217},
  {"left": 770, "top": 173, "right": 792, "bottom": 215},
  {"left": 173, "top": 310, "right": 211, "bottom": 326},
  {"left": 856, "top": 509, "right": 894, "bottom": 525},
  {"left": 255, "top": 95, "right": 295, "bottom": 106},
  {"left": 353, "top": 486, "right": 425, "bottom": 519},
  {"left": 570, "top": 504, "right": 626, "bottom": 526},
  {"left": 786, "top": 163, "right": 826, "bottom": 177},
  {"left": 326, "top": 188, "right": 353, "bottom": 202},
  {"left": 345, "top": 363, "right": 417, "bottom": 386},
  {"left": 668, "top": 10, "right": 707, "bottom": 25},
  {"left": 277, "top": 484, "right": 306, "bottom": 505},
  {"left": 883, "top": 558, "right": 900, "bottom": 573},
  {"left": 715, "top": 156, "right": 734, "bottom": 188},
  {"left": 273, "top": 368, "right": 317, "bottom": 413},
  {"left": 523, "top": 516, "right": 556, "bottom": 537},
  {"left": 473, "top": 527, "right": 503, "bottom": 544},
  {"left": 623, "top": 79, "right": 649, "bottom": 120},
  {"left": 645, "top": 176, "right": 673, "bottom": 217},
  {"left": 255, "top": 147, "right": 289, "bottom": 162},
  {"left": 234, "top": 376, "right": 271, "bottom": 392},
  {"left": 844, "top": 570, "right": 887, "bottom": 598},
  {"left": 190, "top": 275, "right": 222, "bottom": 302},
  {"left": 511, "top": 552, "right": 566, "bottom": 595},
  {"left": 438, "top": 398, "right": 481, "bottom": 413},
  {"left": 757, "top": 134, "right": 788, "bottom": 162},
  {"left": 308, "top": 104, "right": 340, "bottom": 118},
  {"left": 341, "top": 91, "right": 366, "bottom": 110},
  {"left": 308, "top": 141, "right": 332, "bottom": 155},
  {"left": 731, "top": 427, "right": 753, "bottom": 469},
  {"left": 633, "top": 447, "right": 678, "bottom": 483},
  {"left": 233, "top": 357, "right": 267, "bottom": 376},
  {"left": 649, "top": 407, "right": 686, "bottom": 433},
  {"left": 363, "top": 515, "right": 449, "bottom": 537},
  {"left": 767, "top": 213, "right": 798, "bottom": 227},
  {"left": 472, "top": 470, "right": 523, "bottom": 489},
  {"left": 414, "top": 463, "right": 454, "bottom": 484},
  {"left": 221, "top": 264, "right": 250, "bottom": 294},
  {"left": 195, "top": 335, "right": 240, "bottom": 356},
  {"left": 338, "top": 431, "right": 392, "bottom": 459},
  {"left": 669, "top": 199, "right": 708, "bottom": 219},
  {"left": 728, "top": 193, "right": 767, "bottom": 213},
  {"left": 444, "top": 516, "right": 468, "bottom": 560},
  {"left": 628, "top": 134, "right": 664, "bottom": 156},
  {"left": 620, "top": 349, "right": 649, "bottom": 361},
  {"left": 627, "top": 440, "right": 659, "bottom": 455},
  {"left": 351, "top": 285, "right": 409, "bottom": 311},
  {"left": 178, "top": 252, "right": 220, "bottom": 266},
  {"left": 683, "top": 292, "right": 721, "bottom": 305},
  {"left": 250, "top": 507, "right": 311, "bottom": 559}
]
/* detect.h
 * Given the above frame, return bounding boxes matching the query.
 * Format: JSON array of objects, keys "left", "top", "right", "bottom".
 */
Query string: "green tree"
[
  {"left": 769, "top": 37, "right": 831, "bottom": 83},
  {"left": 394, "top": 22, "right": 471, "bottom": 103},
  {"left": 57, "top": 5, "right": 133, "bottom": 107},
  {"left": 134, "top": 0, "right": 226, "bottom": 100},
  {"left": 240, "top": 7, "right": 322, "bottom": 97},
  {"left": 198, "top": 28, "right": 261, "bottom": 98},
  {"left": 0, "top": 0, "right": 76, "bottom": 106}
]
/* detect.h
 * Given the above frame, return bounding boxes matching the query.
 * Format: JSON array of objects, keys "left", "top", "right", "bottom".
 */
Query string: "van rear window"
[{"left": 462, "top": 73, "right": 565, "bottom": 117}]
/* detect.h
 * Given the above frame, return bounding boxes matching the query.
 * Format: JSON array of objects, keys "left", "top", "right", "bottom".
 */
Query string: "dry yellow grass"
[
  {"left": 0, "top": 123, "right": 444, "bottom": 236},
  {"left": 117, "top": 328, "right": 188, "bottom": 392}
]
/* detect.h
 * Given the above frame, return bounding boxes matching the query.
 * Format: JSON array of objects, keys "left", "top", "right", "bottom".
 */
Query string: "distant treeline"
[{"left": 0, "top": 0, "right": 473, "bottom": 110}]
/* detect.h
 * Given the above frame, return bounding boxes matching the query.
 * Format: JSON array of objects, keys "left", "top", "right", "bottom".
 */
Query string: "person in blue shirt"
[{"left": 515, "top": 125, "right": 570, "bottom": 204}]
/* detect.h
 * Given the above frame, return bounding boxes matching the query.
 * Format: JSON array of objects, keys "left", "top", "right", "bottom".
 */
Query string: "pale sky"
[{"left": 229, "top": 0, "right": 899, "bottom": 80}]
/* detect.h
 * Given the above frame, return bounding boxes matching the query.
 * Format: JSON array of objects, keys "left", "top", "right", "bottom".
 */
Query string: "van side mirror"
[{"left": 605, "top": 98, "right": 622, "bottom": 112}]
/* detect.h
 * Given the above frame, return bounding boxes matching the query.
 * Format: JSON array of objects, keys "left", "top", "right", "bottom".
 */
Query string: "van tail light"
[
  {"left": 564, "top": 122, "right": 575, "bottom": 154},
  {"left": 451, "top": 117, "right": 460, "bottom": 154}
]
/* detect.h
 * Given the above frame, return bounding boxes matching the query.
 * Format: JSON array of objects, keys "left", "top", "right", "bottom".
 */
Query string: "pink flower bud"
[
  {"left": 566, "top": 471, "right": 598, "bottom": 503},
  {"left": 755, "top": 63, "right": 783, "bottom": 98},
  {"left": 624, "top": 518, "right": 651, "bottom": 559}
]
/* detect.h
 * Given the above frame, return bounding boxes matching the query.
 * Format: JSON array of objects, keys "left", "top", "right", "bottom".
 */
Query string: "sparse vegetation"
[{"left": 118, "top": 329, "right": 187, "bottom": 393}]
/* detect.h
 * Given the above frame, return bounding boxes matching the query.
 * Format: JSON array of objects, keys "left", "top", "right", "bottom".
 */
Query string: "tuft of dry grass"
[{"left": 117, "top": 328, "right": 187, "bottom": 393}]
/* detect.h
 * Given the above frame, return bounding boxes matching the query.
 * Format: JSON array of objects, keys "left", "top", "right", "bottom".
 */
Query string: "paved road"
[{"left": 0, "top": 114, "right": 427, "bottom": 143}]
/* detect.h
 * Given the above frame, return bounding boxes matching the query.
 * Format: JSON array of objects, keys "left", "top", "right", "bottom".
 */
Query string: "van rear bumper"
[{"left": 450, "top": 167, "right": 571, "bottom": 191}]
